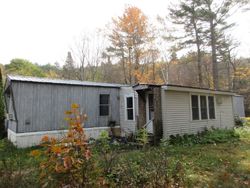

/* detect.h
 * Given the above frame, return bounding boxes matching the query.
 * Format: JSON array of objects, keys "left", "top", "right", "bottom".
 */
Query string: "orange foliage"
[
  {"left": 134, "top": 63, "right": 165, "bottom": 84},
  {"left": 36, "top": 104, "right": 97, "bottom": 187}
]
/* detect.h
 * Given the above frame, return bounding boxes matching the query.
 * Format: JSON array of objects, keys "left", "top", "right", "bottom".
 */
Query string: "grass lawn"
[{"left": 0, "top": 125, "right": 250, "bottom": 187}]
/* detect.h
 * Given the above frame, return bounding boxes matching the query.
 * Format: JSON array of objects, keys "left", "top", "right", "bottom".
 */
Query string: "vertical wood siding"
[
  {"left": 12, "top": 82, "right": 120, "bottom": 133},
  {"left": 161, "top": 90, "right": 234, "bottom": 138}
]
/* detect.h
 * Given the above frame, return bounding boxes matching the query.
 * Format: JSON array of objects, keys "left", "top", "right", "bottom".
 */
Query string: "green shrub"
[
  {"left": 110, "top": 148, "right": 184, "bottom": 187},
  {"left": 234, "top": 115, "right": 244, "bottom": 127},
  {"left": 0, "top": 139, "right": 40, "bottom": 187},
  {"left": 136, "top": 128, "right": 149, "bottom": 149},
  {"left": 93, "top": 131, "right": 120, "bottom": 175},
  {"left": 166, "top": 128, "right": 239, "bottom": 146},
  {"left": 0, "top": 68, "right": 5, "bottom": 139}
]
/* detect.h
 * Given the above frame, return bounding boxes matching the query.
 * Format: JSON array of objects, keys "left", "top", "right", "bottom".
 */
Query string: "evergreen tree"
[
  {"left": 0, "top": 67, "right": 5, "bottom": 138},
  {"left": 62, "top": 52, "right": 77, "bottom": 80},
  {"left": 169, "top": 0, "right": 204, "bottom": 87}
]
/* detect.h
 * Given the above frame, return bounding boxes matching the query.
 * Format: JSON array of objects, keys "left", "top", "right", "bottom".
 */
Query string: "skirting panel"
[{"left": 8, "top": 126, "right": 115, "bottom": 148}]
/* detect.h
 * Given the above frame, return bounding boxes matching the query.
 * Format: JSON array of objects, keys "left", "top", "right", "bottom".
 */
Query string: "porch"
[{"left": 133, "top": 84, "right": 163, "bottom": 144}]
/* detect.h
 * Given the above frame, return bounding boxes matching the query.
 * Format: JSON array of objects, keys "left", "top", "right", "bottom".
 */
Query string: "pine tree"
[
  {"left": 63, "top": 52, "right": 77, "bottom": 80},
  {"left": 169, "top": 0, "right": 204, "bottom": 87}
]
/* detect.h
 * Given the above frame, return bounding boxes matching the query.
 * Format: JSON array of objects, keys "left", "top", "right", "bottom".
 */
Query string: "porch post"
[
  {"left": 153, "top": 87, "right": 163, "bottom": 144},
  {"left": 137, "top": 91, "right": 146, "bottom": 129}
]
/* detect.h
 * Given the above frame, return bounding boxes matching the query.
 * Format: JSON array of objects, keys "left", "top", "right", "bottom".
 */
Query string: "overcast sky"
[{"left": 0, "top": 0, "right": 249, "bottom": 65}]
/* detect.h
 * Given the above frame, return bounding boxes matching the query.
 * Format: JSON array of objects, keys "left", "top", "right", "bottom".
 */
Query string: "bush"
[
  {"left": 110, "top": 148, "right": 184, "bottom": 187},
  {"left": 0, "top": 139, "right": 39, "bottom": 187},
  {"left": 32, "top": 104, "right": 101, "bottom": 187},
  {"left": 0, "top": 68, "right": 5, "bottom": 139},
  {"left": 234, "top": 115, "right": 244, "bottom": 127},
  {"left": 166, "top": 128, "right": 239, "bottom": 146},
  {"left": 93, "top": 131, "right": 120, "bottom": 175},
  {"left": 136, "top": 128, "right": 149, "bottom": 149}
]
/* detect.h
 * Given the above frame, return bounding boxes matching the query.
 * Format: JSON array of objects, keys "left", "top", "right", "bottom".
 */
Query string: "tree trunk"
[
  {"left": 193, "top": 19, "right": 203, "bottom": 87},
  {"left": 210, "top": 18, "right": 219, "bottom": 89}
]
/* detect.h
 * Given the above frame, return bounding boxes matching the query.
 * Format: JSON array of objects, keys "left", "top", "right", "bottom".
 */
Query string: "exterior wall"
[
  {"left": 119, "top": 87, "right": 138, "bottom": 136},
  {"left": 161, "top": 90, "right": 234, "bottom": 138},
  {"left": 6, "top": 94, "right": 17, "bottom": 132},
  {"left": 233, "top": 95, "right": 245, "bottom": 117},
  {"left": 11, "top": 82, "right": 120, "bottom": 133},
  {"left": 8, "top": 126, "right": 118, "bottom": 148}
]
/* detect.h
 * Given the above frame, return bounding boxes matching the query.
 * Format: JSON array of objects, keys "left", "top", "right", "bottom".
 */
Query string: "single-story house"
[
  {"left": 133, "top": 84, "right": 236, "bottom": 143},
  {"left": 4, "top": 75, "right": 241, "bottom": 147}
]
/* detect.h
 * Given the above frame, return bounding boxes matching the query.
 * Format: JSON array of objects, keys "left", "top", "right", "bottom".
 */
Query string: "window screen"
[
  {"left": 126, "top": 97, "right": 134, "bottom": 120},
  {"left": 100, "top": 94, "right": 109, "bottom": 116},
  {"left": 191, "top": 95, "right": 199, "bottom": 120},
  {"left": 200, "top": 96, "right": 208, "bottom": 120},
  {"left": 208, "top": 96, "right": 215, "bottom": 119}
]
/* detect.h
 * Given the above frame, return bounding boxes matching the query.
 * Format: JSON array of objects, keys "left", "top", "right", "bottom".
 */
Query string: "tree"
[
  {"left": 5, "top": 58, "right": 45, "bottom": 77},
  {"left": 107, "top": 6, "right": 156, "bottom": 84},
  {"left": 0, "top": 67, "right": 5, "bottom": 138},
  {"left": 62, "top": 52, "right": 77, "bottom": 80},
  {"left": 71, "top": 31, "right": 106, "bottom": 81},
  {"left": 168, "top": 0, "right": 205, "bottom": 87},
  {"left": 199, "top": 0, "right": 242, "bottom": 89},
  {"left": 40, "top": 63, "right": 62, "bottom": 78}
]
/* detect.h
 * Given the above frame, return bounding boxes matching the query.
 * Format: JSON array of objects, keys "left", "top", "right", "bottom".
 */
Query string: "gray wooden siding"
[
  {"left": 119, "top": 87, "right": 138, "bottom": 135},
  {"left": 7, "top": 94, "right": 17, "bottom": 132},
  {"left": 161, "top": 90, "right": 234, "bottom": 138},
  {"left": 233, "top": 95, "right": 245, "bottom": 117},
  {"left": 12, "top": 82, "right": 120, "bottom": 133}
]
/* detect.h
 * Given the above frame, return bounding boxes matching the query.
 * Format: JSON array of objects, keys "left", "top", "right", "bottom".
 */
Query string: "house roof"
[
  {"left": 6, "top": 75, "right": 126, "bottom": 88},
  {"left": 133, "top": 83, "right": 235, "bottom": 95}
]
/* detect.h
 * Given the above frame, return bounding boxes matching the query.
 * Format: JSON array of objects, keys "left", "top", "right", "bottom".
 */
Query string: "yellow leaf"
[
  {"left": 71, "top": 103, "right": 79, "bottom": 109},
  {"left": 30, "top": 149, "right": 41, "bottom": 157}
]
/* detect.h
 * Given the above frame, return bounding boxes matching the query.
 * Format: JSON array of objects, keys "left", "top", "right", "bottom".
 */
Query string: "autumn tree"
[
  {"left": 107, "top": 6, "right": 156, "bottom": 84},
  {"left": 40, "top": 63, "right": 62, "bottom": 78}
]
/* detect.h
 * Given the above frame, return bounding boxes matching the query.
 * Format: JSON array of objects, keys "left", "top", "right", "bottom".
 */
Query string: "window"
[
  {"left": 208, "top": 96, "right": 215, "bottom": 119},
  {"left": 200, "top": 96, "right": 208, "bottom": 120},
  {"left": 191, "top": 95, "right": 216, "bottom": 120},
  {"left": 191, "top": 95, "right": 199, "bottom": 120},
  {"left": 126, "top": 96, "right": 134, "bottom": 120},
  {"left": 100, "top": 94, "right": 109, "bottom": 116}
]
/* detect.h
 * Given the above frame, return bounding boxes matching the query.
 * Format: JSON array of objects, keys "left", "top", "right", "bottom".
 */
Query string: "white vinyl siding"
[
  {"left": 120, "top": 87, "right": 138, "bottom": 135},
  {"left": 161, "top": 90, "right": 234, "bottom": 138}
]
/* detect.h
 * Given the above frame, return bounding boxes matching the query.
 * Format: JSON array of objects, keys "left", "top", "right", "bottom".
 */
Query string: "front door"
[{"left": 146, "top": 93, "right": 154, "bottom": 133}]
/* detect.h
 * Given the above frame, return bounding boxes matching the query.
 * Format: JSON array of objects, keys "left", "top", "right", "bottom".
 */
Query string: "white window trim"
[
  {"left": 124, "top": 95, "right": 135, "bottom": 121},
  {"left": 190, "top": 93, "right": 216, "bottom": 121},
  {"left": 208, "top": 95, "right": 217, "bottom": 120}
]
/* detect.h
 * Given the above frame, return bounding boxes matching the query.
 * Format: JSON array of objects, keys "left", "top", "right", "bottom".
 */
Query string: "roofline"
[
  {"left": 132, "top": 83, "right": 235, "bottom": 95},
  {"left": 162, "top": 85, "right": 235, "bottom": 95},
  {"left": 6, "top": 75, "right": 127, "bottom": 88}
]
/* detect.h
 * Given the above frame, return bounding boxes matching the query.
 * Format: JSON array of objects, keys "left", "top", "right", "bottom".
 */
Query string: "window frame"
[
  {"left": 190, "top": 94, "right": 216, "bottom": 121},
  {"left": 208, "top": 96, "right": 216, "bottom": 120},
  {"left": 191, "top": 95, "right": 200, "bottom": 120},
  {"left": 125, "top": 95, "right": 135, "bottom": 121},
  {"left": 99, "top": 94, "right": 110, "bottom": 116}
]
